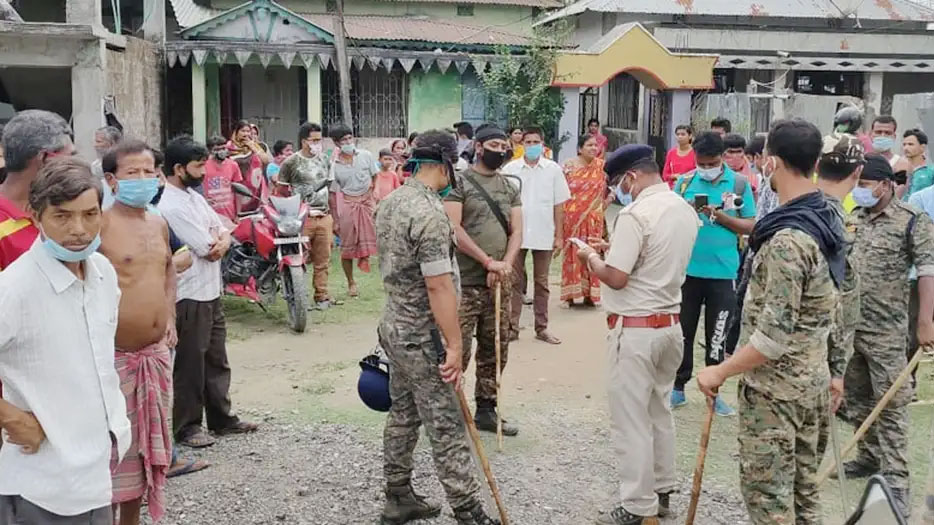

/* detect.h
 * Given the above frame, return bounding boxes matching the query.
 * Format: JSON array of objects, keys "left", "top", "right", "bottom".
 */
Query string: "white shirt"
[
  {"left": 502, "top": 157, "right": 570, "bottom": 250},
  {"left": 158, "top": 183, "right": 225, "bottom": 302},
  {"left": 0, "top": 241, "right": 130, "bottom": 516}
]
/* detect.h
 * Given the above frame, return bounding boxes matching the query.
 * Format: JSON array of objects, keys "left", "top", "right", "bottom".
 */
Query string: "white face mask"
[{"left": 696, "top": 165, "right": 722, "bottom": 181}]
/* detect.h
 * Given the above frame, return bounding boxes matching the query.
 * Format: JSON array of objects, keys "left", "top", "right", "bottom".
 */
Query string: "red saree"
[{"left": 561, "top": 157, "right": 606, "bottom": 303}]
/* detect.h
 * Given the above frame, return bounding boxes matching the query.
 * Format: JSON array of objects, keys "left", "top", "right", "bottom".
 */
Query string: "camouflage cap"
[{"left": 821, "top": 133, "right": 864, "bottom": 167}]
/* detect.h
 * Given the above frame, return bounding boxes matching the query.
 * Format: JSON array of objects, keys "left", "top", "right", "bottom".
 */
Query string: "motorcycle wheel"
[{"left": 282, "top": 265, "right": 308, "bottom": 333}]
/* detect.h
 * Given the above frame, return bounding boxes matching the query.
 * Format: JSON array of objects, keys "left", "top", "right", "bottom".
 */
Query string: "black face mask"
[
  {"left": 151, "top": 185, "right": 166, "bottom": 205},
  {"left": 480, "top": 148, "right": 507, "bottom": 171}
]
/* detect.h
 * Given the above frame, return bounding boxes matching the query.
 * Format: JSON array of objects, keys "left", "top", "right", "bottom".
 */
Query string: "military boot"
[
  {"left": 453, "top": 503, "right": 501, "bottom": 525},
  {"left": 474, "top": 400, "right": 518, "bottom": 436},
  {"left": 380, "top": 483, "right": 441, "bottom": 524},
  {"left": 595, "top": 506, "right": 659, "bottom": 525}
]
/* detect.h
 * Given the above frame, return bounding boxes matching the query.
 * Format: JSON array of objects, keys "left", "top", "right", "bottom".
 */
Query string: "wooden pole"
[
  {"left": 685, "top": 397, "right": 715, "bottom": 525},
  {"left": 333, "top": 0, "right": 354, "bottom": 129},
  {"left": 495, "top": 282, "right": 503, "bottom": 451},
  {"left": 817, "top": 346, "right": 927, "bottom": 486},
  {"left": 457, "top": 388, "right": 510, "bottom": 525},
  {"left": 828, "top": 406, "right": 850, "bottom": 516}
]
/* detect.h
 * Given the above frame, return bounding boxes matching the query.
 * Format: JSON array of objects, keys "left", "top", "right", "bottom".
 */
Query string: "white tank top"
[{"left": 889, "top": 154, "right": 901, "bottom": 168}]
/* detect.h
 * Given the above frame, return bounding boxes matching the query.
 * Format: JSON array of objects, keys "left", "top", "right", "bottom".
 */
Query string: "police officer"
[
  {"left": 577, "top": 145, "right": 700, "bottom": 525},
  {"left": 698, "top": 119, "right": 845, "bottom": 524},
  {"left": 375, "top": 130, "right": 500, "bottom": 525},
  {"left": 842, "top": 153, "right": 934, "bottom": 515}
]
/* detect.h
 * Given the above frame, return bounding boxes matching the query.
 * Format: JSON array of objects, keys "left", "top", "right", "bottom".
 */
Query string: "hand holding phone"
[{"left": 693, "top": 194, "right": 709, "bottom": 211}]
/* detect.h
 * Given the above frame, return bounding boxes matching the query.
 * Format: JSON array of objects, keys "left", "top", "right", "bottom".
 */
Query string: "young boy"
[{"left": 374, "top": 148, "right": 401, "bottom": 201}]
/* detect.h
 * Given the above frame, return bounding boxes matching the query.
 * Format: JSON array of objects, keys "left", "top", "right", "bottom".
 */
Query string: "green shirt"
[{"left": 444, "top": 168, "right": 521, "bottom": 287}]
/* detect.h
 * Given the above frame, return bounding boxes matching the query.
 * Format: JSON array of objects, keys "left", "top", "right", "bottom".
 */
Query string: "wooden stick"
[
  {"left": 457, "top": 387, "right": 510, "bottom": 525},
  {"left": 817, "top": 346, "right": 927, "bottom": 486},
  {"left": 828, "top": 406, "right": 850, "bottom": 516},
  {"left": 686, "top": 397, "right": 716, "bottom": 525},
  {"left": 494, "top": 282, "right": 503, "bottom": 452}
]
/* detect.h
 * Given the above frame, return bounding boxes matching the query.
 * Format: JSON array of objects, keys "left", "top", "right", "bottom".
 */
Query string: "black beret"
[
  {"left": 861, "top": 153, "right": 894, "bottom": 181},
  {"left": 604, "top": 144, "right": 654, "bottom": 183}
]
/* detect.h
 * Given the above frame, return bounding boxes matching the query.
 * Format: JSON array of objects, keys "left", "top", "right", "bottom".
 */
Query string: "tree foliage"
[{"left": 476, "top": 21, "right": 572, "bottom": 152}]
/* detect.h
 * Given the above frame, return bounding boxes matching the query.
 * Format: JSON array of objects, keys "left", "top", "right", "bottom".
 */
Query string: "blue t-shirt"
[{"left": 676, "top": 167, "right": 756, "bottom": 280}]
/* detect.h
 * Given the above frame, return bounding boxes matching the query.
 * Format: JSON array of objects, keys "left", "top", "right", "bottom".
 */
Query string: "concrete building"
[
  {"left": 164, "top": 0, "right": 560, "bottom": 147},
  {"left": 540, "top": 0, "right": 934, "bottom": 155},
  {"left": 0, "top": 0, "right": 165, "bottom": 158}
]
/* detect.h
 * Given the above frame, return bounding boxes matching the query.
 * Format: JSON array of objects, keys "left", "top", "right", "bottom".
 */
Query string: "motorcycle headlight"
[{"left": 277, "top": 217, "right": 303, "bottom": 236}]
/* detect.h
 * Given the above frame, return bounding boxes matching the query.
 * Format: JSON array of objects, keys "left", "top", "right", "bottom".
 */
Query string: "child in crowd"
[{"left": 373, "top": 148, "right": 401, "bottom": 201}]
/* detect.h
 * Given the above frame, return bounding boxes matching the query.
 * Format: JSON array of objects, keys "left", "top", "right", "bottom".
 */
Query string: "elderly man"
[
  {"left": 0, "top": 157, "right": 130, "bottom": 524},
  {"left": 579, "top": 145, "right": 700, "bottom": 525},
  {"left": 0, "top": 110, "right": 75, "bottom": 270}
]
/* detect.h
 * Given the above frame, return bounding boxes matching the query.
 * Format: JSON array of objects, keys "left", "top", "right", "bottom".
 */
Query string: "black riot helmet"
[{"left": 833, "top": 106, "right": 864, "bottom": 135}]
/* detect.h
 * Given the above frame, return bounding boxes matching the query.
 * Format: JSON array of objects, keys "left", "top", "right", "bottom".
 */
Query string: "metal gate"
[
  {"left": 579, "top": 87, "right": 599, "bottom": 133},
  {"left": 322, "top": 66, "right": 408, "bottom": 137},
  {"left": 647, "top": 90, "right": 670, "bottom": 167}
]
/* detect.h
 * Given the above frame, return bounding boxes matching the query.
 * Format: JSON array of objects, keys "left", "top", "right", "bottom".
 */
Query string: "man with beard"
[{"left": 157, "top": 136, "right": 257, "bottom": 449}]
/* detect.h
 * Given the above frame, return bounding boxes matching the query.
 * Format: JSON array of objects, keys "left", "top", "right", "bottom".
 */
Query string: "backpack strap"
[
  {"left": 678, "top": 174, "right": 695, "bottom": 197},
  {"left": 462, "top": 173, "right": 511, "bottom": 237}
]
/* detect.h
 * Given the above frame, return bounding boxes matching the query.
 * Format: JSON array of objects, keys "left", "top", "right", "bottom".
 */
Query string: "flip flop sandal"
[
  {"left": 167, "top": 458, "right": 210, "bottom": 478},
  {"left": 535, "top": 332, "right": 562, "bottom": 345},
  {"left": 178, "top": 432, "right": 216, "bottom": 449},
  {"left": 213, "top": 421, "right": 259, "bottom": 436}
]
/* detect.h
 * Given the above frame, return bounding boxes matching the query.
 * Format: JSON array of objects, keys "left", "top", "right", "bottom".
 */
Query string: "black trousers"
[
  {"left": 676, "top": 276, "right": 735, "bottom": 391},
  {"left": 174, "top": 298, "right": 238, "bottom": 440}
]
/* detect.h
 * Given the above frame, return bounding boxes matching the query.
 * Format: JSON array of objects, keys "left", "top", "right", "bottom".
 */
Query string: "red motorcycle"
[{"left": 224, "top": 183, "right": 310, "bottom": 332}]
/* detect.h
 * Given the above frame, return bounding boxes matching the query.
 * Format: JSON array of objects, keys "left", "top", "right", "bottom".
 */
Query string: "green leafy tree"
[{"left": 476, "top": 21, "right": 572, "bottom": 154}]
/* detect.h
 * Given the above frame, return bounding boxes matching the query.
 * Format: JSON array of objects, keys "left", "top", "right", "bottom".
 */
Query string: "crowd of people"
[{"left": 0, "top": 99, "right": 932, "bottom": 525}]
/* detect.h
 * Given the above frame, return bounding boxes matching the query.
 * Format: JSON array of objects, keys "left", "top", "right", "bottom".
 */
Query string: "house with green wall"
[{"left": 165, "top": 0, "right": 560, "bottom": 146}]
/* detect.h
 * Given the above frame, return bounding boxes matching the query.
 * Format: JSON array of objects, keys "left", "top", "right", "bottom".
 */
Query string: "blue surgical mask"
[
  {"left": 872, "top": 136, "right": 895, "bottom": 152},
  {"left": 615, "top": 186, "right": 632, "bottom": 206},
  {"left": 115, "top": 177, "right": 160, "bottom": 208},
  {"left": 524, "top": 143, "right": 544, "bottom": 161},
  {"left": 696, "top": 166, "right": 722, "bottom": 181},
  {"left": 340, "top": 144, "right": 356, "bottom": 155},
  {"left": 852, "top": 185, "right": 881, "bottom": 208},
  {"left": 41, "top": 230, "right": 102, "bottom": 263}
]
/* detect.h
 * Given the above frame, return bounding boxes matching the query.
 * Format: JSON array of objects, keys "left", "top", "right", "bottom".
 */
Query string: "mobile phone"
[
  {"left": 694, "top": 194, "right": 708, "bottom": 210},
  {"left": 569, "top": 237, "right": 588, "bottom": 249}
]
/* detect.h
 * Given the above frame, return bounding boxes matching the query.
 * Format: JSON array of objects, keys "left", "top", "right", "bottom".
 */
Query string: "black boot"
[
  {"left": 453, "top": 502, "right": 501, "bottom": 525},
  {"left": 380, "top": 482, "right": 441, "bottom": 524},
  {"left": 657, "top": 492, "right": 673, "bottom": 518},
  {"left": 474, "top": 400, "right": 518, "bottom": 437}
]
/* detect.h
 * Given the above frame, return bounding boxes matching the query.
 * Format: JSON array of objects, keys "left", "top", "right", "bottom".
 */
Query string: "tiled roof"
[
  {"left": 168, "top": 0, "right": 222, "bottom": 28},
  {"left": 538, "top": 0, "right": 934, "bottom": 24},
  {"left": 302, "top": 14, "right": 530, "bottom": 46}
]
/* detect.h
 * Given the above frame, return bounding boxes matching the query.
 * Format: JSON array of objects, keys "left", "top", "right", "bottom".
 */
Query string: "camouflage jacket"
[
  {"left": 741, "top": 229, "right": 838, "bottom": 400},
  {"left": 376, "top": 178, "right": 459, "bottom": 346},
  {"left": 847, "top": 196, "right": 934, "bottom": 336},
  {"left": 826, "top": 195, "right": 860, "bottom": 378}
]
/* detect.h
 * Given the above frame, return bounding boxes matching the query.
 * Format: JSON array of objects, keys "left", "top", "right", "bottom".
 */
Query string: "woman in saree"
[
  {"left": 226, "top": 120, "right": 271, "bottom": 213},
  {"left": 561, "top": 134, "right": 606, "bottom": 307}
]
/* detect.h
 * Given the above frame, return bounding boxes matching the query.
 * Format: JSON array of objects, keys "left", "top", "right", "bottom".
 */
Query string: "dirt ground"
[{"left": 158, "top": 266, "right": 934, "bottom": 525}]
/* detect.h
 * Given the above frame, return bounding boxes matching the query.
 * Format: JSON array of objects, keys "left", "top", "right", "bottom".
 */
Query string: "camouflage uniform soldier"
[
  {"left": 842, "top": 153, "right": 934, "bottom": 515},
  {"left": 698, "top": 120, "right": 845, "bottom": 524},
  {"left": 376, "top": 130, "right": 500, "bottom": 525},
  {"left": 444, "top": 124, "right": 522, "bottom": 436}
]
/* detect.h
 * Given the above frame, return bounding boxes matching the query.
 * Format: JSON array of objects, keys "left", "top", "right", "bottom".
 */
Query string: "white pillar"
[
  {"left": 597, "top": 84, "right": 609, "bottom": 126},
  {"left": 558, "top": 86, "right": 580, "bottom": 164},
  {"left": 141, "top": 0, "right": 165, "bottom": 43},
  {"left": 71, "top": 41, "right": 106, "bottom": 160},
  {"left": 192, "top": 62, "right": 206, "bottom": 144},
  {"left": 668, "top": 90, "right": 692, "bottom": 150},
  {"left": 865, "top": 72, "right": 885, "bottom": 121},
  {"left": 307, "top": 62, "right": 321, "bottom": 124}
]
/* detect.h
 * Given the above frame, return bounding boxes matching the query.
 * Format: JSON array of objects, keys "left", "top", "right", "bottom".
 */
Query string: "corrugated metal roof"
[
  {"left": 168, "top": 0, "right": 222, "bottom": 28},
  {"left": 302, "top": 14, "right": 530, "bottom": 45},
  {"left": 538, "top": 0, "right": 934, "bottom": 24}
]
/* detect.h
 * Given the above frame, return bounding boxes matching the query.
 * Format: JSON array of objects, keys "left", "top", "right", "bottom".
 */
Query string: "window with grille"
[
  {"left": 322, "top": 66, "right": 409, "bottom": 138},
  {"left": 326, "top": 0, "right": 337, "bottom": 13},
  {"left": 457, "top": 4, "right": 475, "bottom": 16},
  {"left": 606, "top": 73, "right": 639, "bottom": 130}
]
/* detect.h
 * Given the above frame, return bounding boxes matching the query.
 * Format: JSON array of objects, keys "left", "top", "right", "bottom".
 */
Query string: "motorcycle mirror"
[
  {"left": 232, "top": 183, "right": 254, "bottom": 198},
  {"left": 844, "top": 475, "right": 907, "bottom": 525}
]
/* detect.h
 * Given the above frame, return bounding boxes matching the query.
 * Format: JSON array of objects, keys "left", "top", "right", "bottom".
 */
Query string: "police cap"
[{"left": 604, "top": 144, "right": 654, "bottom": 184}]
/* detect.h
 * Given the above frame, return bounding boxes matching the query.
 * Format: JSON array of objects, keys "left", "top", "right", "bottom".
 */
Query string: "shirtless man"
[{"left": 99, "top": 140, "right": 176, "bottom": 525}]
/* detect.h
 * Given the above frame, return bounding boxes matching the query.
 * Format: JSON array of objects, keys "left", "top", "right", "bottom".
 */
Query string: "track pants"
[{"left": 675, "top": 276, "right": 735, "bottom": 391}]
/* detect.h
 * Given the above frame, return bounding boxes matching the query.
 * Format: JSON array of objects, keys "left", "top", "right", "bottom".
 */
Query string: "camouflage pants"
[
  {"left": 738, "top": 382, "right": 827, "bottom": 525},
  {"left": 459, "top": 285, "right": 511, "bottom": 404},
  {"left": 381, "top": 337, "right": 481, "bottom": 510},
  {"left": 843, "top": 331, "right": 912, "bottom": 491}
]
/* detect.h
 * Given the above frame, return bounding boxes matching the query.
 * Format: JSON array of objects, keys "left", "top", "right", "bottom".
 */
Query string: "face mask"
[
  {"left": 615, "top": 174, "right": 634, "bottom": 206},
  {"left": 873, "top": 136, "right": 895, "bottom": 152},
  {"left": 480, "top": 149, "right": 507, "bottom": 171},
  {"left": 41, "top": 228, "right": 101, "bottom": 263},
  {"left": 761, "top": 157, "right": 776, "bottom": 191},
  {"left": 151, "top": 185, "right": 166, "bottom": 206},
  {"left": 724, "top": 153, "right": 745, "bottom": 171},
  {"left": 114, "top": 177, "right": 160, "bottom": 208},
  {"left": 308, "top": 143, "right": 323, "bottom": 156},
  {"left": 524, "top": 144, "right": 544, "bottom": 161},
  {"left": 696, "top": 165, "right": 722, "bottom": 181},
  {"left": 852, "top": 184, "right": 881, "bottom": 208},
  {"left": 214, "top": 150, "right": 228, "bottom": 161},
  {"left": 340, "top": 144, "right": 356, "bottom": 155},
  {"left": 181, "top": 169, "right": 203, "bottom": 189}
]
